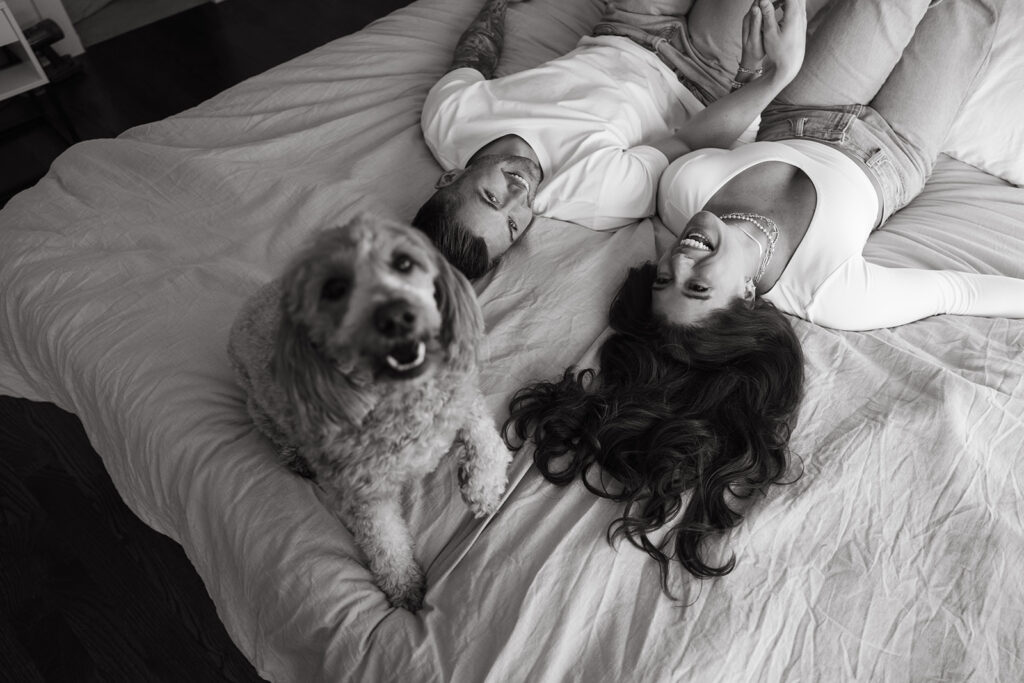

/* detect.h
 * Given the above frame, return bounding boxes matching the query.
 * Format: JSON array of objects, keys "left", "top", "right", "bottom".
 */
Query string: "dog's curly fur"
[{"left": 227, "top": 214, "right": 511, "bottom": 611}]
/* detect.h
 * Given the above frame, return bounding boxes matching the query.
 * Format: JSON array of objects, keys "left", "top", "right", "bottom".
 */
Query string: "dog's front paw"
[
  {"left": 458, "top": 460, "right": 507, "bottom": 518},
  {"left": 379, "top": 563, "right": 426, "bottom": 612},
  {"left": 455, "top": 427, "right": 511, "bottom": 518},
  {"left": 463, "top": 491, "right": 502, "bottom": 519}
]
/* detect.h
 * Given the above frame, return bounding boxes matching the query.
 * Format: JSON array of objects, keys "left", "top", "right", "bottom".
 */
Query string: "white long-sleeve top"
[
  {"left": 658, "top": 139, "right": 1024, "bottom": 331},
  {"left": 422, "top": 35, "right": 757, "bottom": 231}
]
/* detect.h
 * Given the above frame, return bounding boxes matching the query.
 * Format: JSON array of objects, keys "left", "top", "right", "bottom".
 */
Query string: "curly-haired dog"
[{"left": 227, "top": 214, "right": 511, "bottom": 611}]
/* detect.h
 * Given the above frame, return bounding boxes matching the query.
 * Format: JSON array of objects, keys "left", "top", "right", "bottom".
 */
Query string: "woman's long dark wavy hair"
[{"left": 503, "top": 263, "right": 805, "bottom": 593}]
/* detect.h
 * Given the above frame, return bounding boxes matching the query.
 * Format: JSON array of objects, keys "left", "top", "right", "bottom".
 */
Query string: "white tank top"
[{"left": 658, "top": 140, "right": 1024, "bottom": 330}]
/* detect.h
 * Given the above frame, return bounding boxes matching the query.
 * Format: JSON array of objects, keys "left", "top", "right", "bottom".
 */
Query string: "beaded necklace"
[{"left": 719, "top": 212, "right": 780, "bottom": 285}]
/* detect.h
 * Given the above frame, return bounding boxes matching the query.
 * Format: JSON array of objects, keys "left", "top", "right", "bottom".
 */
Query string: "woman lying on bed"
[{"left": 505, "top": 0, "right": 1024, "bottom": 592}]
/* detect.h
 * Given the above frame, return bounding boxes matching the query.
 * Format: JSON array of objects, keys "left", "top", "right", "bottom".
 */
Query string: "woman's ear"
[{"left": 435, "top": 169, "right": 463, "bottom": 189}]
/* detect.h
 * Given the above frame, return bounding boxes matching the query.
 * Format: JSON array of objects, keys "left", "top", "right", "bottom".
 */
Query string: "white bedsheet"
[{"left": 2, "top": 0, "right": 1023, "bottom": 680}]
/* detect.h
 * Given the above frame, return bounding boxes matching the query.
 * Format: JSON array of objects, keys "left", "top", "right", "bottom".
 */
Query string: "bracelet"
[
  {"left": 730, "top": 80, "right": 744, "bottom": 91},
  {"left": 737, "top": 65, "right": 764, "bottom": 76}
]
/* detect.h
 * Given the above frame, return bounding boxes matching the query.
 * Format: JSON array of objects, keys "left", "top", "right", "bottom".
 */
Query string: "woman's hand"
[{"left": 758, "top": 0, "right": 806, "bottom": 85}]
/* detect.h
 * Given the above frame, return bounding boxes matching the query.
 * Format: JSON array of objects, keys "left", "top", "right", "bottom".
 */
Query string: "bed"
[{"left": 2, "top": 0, "right": 1022, "bottom": 680}]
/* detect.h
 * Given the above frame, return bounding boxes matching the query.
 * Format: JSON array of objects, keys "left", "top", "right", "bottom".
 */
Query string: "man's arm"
[{"left": 448, "top": 0, "right": 513, "bottom": 78}]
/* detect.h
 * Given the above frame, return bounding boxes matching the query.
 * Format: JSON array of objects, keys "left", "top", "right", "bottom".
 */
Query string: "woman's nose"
[{"left": 671, "top": 251, "right": 692, "bottom": 272}]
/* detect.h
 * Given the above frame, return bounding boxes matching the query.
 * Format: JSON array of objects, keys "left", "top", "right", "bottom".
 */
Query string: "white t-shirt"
[
  {"left": 659, "top": 139, "right": 1024, "bottom": 330},
  {"left": 422, "top": 35, "right": 731, "bottom": 230}
]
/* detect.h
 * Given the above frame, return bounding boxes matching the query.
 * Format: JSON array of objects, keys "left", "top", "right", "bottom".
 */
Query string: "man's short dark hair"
[{"left": 412, "top": 188, "right": 491, "bottom": 280}]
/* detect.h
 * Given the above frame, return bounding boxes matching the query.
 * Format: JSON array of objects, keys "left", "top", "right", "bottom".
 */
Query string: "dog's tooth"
[
  {"left": 411, "top": 342, "right": 425, "bottom": 365},
  {"left": 386, "top": 342, "right": 427, "bottom": 372}
]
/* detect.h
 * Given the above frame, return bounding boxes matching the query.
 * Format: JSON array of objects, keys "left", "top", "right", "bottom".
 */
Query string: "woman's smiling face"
[{"left": 651, "top": 212, "right": 758, "bottom": 325}]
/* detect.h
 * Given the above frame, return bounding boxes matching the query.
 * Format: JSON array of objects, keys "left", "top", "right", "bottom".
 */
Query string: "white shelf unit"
[{"left": 0, "top": 0, "right": 47, "bottom": 102}]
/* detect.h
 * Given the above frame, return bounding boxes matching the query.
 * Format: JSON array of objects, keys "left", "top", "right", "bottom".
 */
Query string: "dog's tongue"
[{"left": 386, "top": 341, "right": 426, "bottom": 371}]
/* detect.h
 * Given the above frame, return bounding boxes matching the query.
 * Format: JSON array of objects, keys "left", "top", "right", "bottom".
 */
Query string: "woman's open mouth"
[{"left": 678, "top": 231, "right": 713, "bottom": 252}]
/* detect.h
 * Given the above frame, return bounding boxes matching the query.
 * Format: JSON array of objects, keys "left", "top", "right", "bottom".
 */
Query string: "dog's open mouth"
[{"left": 384, "top": 340, "right": 427, "bottom": 375}]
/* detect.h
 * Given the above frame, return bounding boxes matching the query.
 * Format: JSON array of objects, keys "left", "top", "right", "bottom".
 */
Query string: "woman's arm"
[
  {"left": 807, "top": 262, "right": 1024, "bottom": 331},
  {"left": 648, "top": 0, "right": 807, "bottom": 160}
]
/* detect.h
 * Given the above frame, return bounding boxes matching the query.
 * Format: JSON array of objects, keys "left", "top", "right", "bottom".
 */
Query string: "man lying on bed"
[{"left": 415, "top": 0, "right": 807, "bottom": 278}]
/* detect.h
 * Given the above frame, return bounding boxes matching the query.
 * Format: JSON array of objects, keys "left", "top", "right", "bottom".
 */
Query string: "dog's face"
[{"left": 278, "top": 214, "right": 482, "bottom": 388}]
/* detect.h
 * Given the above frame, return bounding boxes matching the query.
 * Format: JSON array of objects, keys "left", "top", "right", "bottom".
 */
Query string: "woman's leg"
[
  {"left": 869, "top": 0, "right": 998, "bottom": 171},
  {"left": 776, "top": 0, "right": 933, "bottom": 106}
]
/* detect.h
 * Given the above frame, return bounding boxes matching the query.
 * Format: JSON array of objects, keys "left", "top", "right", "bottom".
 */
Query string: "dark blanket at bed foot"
[{"left": 0, "top": 396, "right": 267, "bottom": 682}]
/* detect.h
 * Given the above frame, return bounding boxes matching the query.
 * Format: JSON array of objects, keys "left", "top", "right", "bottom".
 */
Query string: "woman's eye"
[
  {"left": 654, "top": 275, "right": 671, "bottom": 286},
  {"left": 393, "top": 254, "right": 414, "bottom": 272},
  {"left": 689, "top": 283, "right": 709, "bottom": 293},
  {"left": 485, "top": 191, "right": 498, "bottom": 205}
]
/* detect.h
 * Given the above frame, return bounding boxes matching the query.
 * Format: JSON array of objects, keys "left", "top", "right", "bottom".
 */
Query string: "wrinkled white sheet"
[{"left": 1, "top": 0, "right": 1023, "bottom": 680}]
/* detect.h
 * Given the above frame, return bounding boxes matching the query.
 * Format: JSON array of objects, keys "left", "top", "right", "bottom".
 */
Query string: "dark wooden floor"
[
  {"left": 0, "top": 0, "right": 414, "bottom": 207},
  {"left": 0, "top": 1, "right": 413, "bottom": 680},
  {"left": 0, "top": 398, "right": 265, "bottom": 682}
]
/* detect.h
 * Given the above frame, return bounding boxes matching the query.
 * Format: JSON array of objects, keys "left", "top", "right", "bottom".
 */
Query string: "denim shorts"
[{"left": 757, "top": 103, "right": 930, "bottom": 225}]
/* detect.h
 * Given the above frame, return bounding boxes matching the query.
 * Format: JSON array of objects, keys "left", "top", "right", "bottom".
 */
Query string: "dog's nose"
[{"left": 374, "top": 300, "right": 417, "bottom": 338}]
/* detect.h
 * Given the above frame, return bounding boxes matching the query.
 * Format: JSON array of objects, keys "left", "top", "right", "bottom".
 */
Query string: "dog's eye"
[
  {"left": 320, "top": 277, "right": 349, "bottom": 301},
  {"left": 392, "top": 253, "right": 415, "bottom": 273}
]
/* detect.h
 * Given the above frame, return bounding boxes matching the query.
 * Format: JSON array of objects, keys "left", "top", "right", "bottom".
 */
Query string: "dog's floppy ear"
[
  {"left": 278, "top": 253, "right": 314, "bottom": 325},
  {"left": 434, "top": 253, "right": 484, "bottom": 363},
  {"left": 273, "top": 260, "right": 377, "bottom": 428},
  {"left": 272, "top": 313, "right": 377, "bottom": 428}
]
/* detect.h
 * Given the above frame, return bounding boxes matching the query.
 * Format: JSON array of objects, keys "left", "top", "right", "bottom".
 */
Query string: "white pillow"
[{"left": 942, "top": 0, "right": 1024, "bottom": 186}]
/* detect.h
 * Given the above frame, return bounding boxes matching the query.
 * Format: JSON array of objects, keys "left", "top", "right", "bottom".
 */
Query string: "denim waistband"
[
  {"left": 592, "top": 22, "right": 715, "bottom": 106},
  {"left": 757, "top": 103, "right": 929, "bottom": 225}
]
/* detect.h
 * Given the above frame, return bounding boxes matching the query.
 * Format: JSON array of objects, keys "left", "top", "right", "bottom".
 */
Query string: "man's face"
[{"left": 435, "top": 154, "right": 542, "bottom": 260}]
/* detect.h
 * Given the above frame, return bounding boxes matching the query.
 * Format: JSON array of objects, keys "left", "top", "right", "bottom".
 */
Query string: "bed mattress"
[{"left": 1, "top": 0, "right": 1022, "bottom": 680}]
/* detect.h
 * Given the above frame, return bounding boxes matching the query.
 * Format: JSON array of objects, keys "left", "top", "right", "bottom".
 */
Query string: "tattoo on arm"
[{"left": 449, "top": 0, "right": 510, "bottom": 79}]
